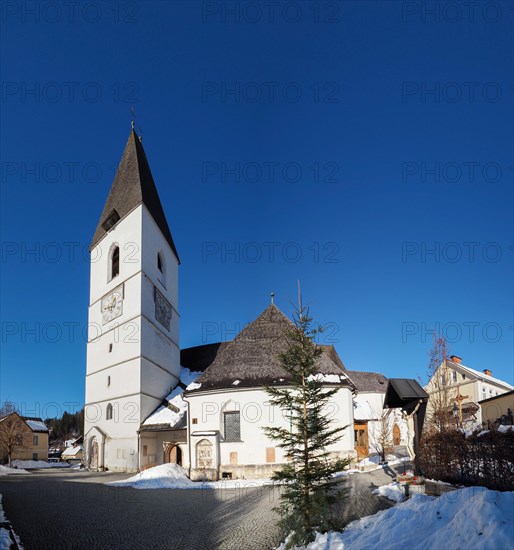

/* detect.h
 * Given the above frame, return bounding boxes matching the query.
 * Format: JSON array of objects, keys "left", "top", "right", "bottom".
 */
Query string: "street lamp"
[{"left": 452, "top": 403, "right": 459, "bottom": 429}]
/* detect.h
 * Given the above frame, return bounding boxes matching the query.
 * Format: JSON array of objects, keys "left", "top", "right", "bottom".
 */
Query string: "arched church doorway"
[
  {"left": 164, "top": 444, "right": 182, "bottom": 466},
  {"left": 393, "top": 423, "right": 401, "bottom": 446}
]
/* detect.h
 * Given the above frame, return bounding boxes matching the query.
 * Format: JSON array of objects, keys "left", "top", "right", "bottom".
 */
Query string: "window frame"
[{"left": 223, "top": 411, "right": 241, "bottom": 442}]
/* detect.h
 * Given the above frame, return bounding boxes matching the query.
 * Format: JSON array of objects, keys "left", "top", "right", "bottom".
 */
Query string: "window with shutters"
[{"left": 223, "top": 411, "right": 241, "bottom": 441}]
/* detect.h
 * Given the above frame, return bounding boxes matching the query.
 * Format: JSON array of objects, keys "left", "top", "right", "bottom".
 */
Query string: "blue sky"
[{"left": 1, "top": 1, "right": 512, "bottom": 416}]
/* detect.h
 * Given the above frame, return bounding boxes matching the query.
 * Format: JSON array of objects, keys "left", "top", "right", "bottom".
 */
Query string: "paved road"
[{"left": 0, "top": 462, "right": 409, "bottom": 550}]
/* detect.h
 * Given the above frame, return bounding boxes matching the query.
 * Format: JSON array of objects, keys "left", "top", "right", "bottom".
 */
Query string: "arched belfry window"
[
  {"left": 157, "top": 251, "right": 166, "bottom": 286},
  {"left": 106, "top": 403, "right": 113, "bottom": 420},
  {"left": 109, "top": 245, "right": 120, "bottom": 281}
]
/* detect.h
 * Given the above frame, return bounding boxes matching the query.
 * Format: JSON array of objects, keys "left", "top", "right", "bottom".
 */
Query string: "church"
[{"left": 84, "top": 129, "right": 399, "bottom": 476}]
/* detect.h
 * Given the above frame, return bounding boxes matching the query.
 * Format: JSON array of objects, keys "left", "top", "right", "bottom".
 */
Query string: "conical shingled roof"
[
  {"left": 90, "top": 129, "right": 179, "bottom": 261},
  {"left": 186, "top": 304, "right": 355, "bottom": 393}
]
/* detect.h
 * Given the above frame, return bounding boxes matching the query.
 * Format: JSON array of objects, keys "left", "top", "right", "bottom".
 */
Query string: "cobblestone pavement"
[
  {"left": 0, "top": 461, "right": 409, "bottom": 550},
  {"left": 0, "top": 469, "right": 283, "bottom": 550}
]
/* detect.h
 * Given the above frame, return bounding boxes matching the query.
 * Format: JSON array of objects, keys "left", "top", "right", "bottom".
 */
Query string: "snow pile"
[
  {"left": 0, "top": 528, "right": 10, "bottom": 550},
  {"left": 110, "top": 463, "right": 197, "bottom": 489},
  {"left": 498, "top": 425, "right": 514, "bottom": 433},
  {"left": 372, "top": 481, "right": 405, "bottom": 503},
  {"left": 356, "top": 454, "right": 409, "bottom": 470},
  {"left": 280, "top": 487, "right": 514, "bottom": 550},
  {"left": 143, "top": 366, "right": 202, "bottom": 427},
  {"left": 108, "top": 463, "right": 276, "bottom": 490},
  {"left": 11, "top": 459, "right": 69, "bottom": 469},
  {"left": 0, "top": 494, "right": 22, "bottom": 549},
  {"left": 0, "top": 464, "right": 28, "bottom": 475}
]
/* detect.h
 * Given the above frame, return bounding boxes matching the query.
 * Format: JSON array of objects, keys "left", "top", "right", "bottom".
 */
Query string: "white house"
[{"left": 349, "top": 371, "right": 407, "bottom": 459}]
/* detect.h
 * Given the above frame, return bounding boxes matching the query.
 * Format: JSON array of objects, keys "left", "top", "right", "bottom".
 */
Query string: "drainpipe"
[{"left": 182, "top": 393, "right": 192, "bottom": 478}]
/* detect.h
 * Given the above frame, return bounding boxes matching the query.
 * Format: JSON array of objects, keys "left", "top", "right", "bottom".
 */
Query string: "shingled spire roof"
[
  {"left": 90, "top": 129, "right": 179, "bottom": 261},
  {"left": 185, "top": 304, "right": 355, "bottom": 393}
]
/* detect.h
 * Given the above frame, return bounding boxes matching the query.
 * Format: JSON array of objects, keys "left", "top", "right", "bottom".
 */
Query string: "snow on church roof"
[{"left": 141, "top": 367, "right": 201, "bottom": 430}]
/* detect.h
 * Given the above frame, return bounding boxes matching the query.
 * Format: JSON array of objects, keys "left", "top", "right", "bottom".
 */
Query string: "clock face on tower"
[{"left": 101, "top": 284, "right": 124, "bottom": 324}]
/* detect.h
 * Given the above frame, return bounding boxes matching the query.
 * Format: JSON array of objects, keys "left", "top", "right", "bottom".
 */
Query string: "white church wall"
[
  {"left": 139, "top": 298, "right": 180, "bottom": 374},
  {"left": 89, "top": 206, "right": 143, "bottom": 306},
  {"left": 141, "top": 205, "right": 179, "bottom": 308},
  {"left": 186, "top": 386, "right": 355, "bottom": 478},
  {"left": 85, "top": 357, "right": 142, "bottom": 405}
]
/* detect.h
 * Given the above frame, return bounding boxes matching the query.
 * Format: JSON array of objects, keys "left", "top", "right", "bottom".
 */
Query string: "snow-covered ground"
[
  {"left": 372, "top": 481, "right": 405, "bottom": 503},
  {"left": 356, "top": 453, "right": 409, "bottom": 471},
  {"left": 0, "top": 464, "right": 28, "bottom": 475},
  {"left": 11, "top": 459, "right": 70, "bottom": 469},
  {"left": 108, "top": 463, "right": 277, "bottom": 490},
  {"left": 278, "top": 486, "right": 514, "bottom": 550},
  {"left": 0, "top": 494, "right": 22, "bottom": 549}
]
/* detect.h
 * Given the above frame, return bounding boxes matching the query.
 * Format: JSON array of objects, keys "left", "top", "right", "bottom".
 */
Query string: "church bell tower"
[{"left": 84, "top": 128, "right": 180, "bottom": 472}]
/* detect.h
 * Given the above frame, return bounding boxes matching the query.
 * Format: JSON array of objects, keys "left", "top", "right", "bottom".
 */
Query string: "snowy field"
[
  {"left": 108, "top": 463, "right": 278, "bottom": 490},
  {"left": 279, "top": 486, "right": 514, "bottom": 550}
]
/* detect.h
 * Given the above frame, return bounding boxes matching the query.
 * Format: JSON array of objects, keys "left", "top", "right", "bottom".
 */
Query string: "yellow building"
[
  {"left": 479, "top": 390, "right": 514, "bottom": 427},
  {"left": 424, "top": 355, "right": 514, "bottom": 429},
  {"left": 0, "top": 412, "right": 49, "bottom": 463}
]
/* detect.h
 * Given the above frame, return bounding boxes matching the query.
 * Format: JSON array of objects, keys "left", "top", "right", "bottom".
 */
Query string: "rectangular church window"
[{"left": 224, "top": 411, "right": 241, "bottom": 441}]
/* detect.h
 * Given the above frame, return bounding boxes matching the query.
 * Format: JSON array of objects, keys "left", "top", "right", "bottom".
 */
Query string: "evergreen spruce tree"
[{"left": 263, "top": 306, "right": 350, "bottom": 548}]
